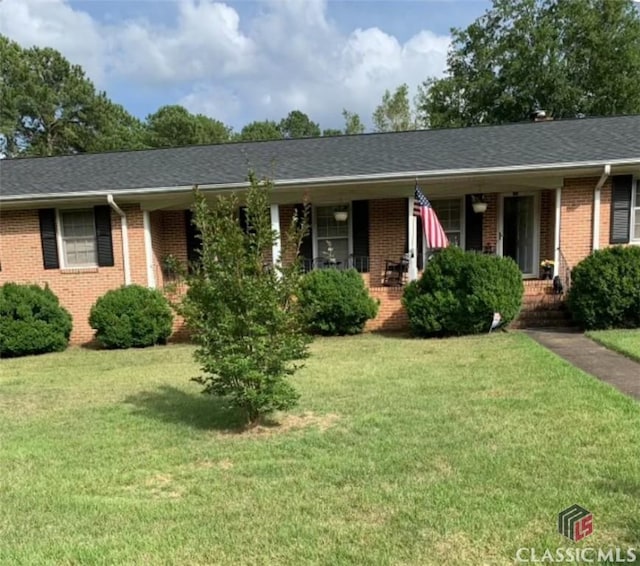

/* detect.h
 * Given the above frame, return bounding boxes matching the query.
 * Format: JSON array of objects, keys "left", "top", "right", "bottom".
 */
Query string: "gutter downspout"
[
  {"left": 592, "top": 164, "right": 611, "bottom": 252},
  {"left": 107, "top": 194, "right": 131, "bottom": 285}
]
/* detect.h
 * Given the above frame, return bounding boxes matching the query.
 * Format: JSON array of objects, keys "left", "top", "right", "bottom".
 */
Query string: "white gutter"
[
  {"left": 142, "top": 210, "right": 156, "bottom": 288},
  {"left": 3, "top": 157, "right": 640, "bottom": 203},
  {"left": 553, "top": 187, "right": 562, "bottom": 278},
  {"left": 107, "top": 194, "right": 131, "bottom": 285},
  {"left": 592, "top": 164, "right": 611, "bottom": 252}
]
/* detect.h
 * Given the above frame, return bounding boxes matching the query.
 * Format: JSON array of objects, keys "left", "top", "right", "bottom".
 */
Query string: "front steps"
[{"left": 512, "top": 280, "right": 574, "bottom": 328}]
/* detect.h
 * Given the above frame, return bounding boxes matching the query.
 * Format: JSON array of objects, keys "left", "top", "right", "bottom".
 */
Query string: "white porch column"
[
  {"left": 408, "top": 197, "right": 418, "bottom": 281},
  {"left": 142, "top": 210, "right": 156, "bottom": 288},
  {"left": 553, "top": 187, "right": 561, "bottom": 278},
  {"left": 270, "top": 204, "right": 282, "bottom": 274}
]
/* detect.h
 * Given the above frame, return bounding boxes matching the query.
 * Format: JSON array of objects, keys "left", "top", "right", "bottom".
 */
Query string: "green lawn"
[
  {"left": 1, "top": 334, "right": 639, "bottom": 565},
  {"left": 587, "top": 329, "right": 640, "bottom": 363}
]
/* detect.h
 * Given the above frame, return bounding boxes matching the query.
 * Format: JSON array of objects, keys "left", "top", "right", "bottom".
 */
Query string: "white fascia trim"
[
  {"left": 107, "top": 194, "right": 131, "bottom": 286},
  {"left": 3, "top": 158, "right": 640, "bottom": 204},
  {"left": 553, "top": 187, "right": 561, "bottom": 277}
]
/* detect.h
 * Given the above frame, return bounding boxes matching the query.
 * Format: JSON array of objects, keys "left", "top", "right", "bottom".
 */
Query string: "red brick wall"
[
  {"left": 560, "top": 177, "right": 595, "bottom": 268},
  {"left": 0, "top": 205, "right": 146, "bottom": 344},
  {"left": 599, "top": 181, "right": 612, "bottom": 251},
  {"left": 369, "top": 198, "right": 407, "bottom": 287},
  {"left": 482, "top": 193, "right": 499, "bottom": 252},
  {"left": 540, "top": 189, "right": 555, "bottom": 264}
]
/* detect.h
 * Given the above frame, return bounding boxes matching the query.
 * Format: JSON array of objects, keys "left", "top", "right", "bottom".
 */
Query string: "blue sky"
[{"left": 1, "top": 0, "right": 490, "bottom": 130}]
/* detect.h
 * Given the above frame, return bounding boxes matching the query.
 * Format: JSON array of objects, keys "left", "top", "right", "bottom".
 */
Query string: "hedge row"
[{"left": 3, "top": 246, "right": 638, "bottom": 357}]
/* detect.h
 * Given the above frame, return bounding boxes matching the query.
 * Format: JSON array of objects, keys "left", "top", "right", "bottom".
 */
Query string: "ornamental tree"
[{"left": 180, "top": 174, "right": 311, "bottom": 425}]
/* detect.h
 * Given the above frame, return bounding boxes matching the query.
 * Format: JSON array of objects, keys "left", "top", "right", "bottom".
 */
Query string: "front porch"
[{"left": 143, "top": 178, "right": 566, "bottom": 332}]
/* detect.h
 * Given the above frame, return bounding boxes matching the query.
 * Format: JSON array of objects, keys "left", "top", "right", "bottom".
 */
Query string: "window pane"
[
  {"left": 316, "top": 206, "right": 348, "bottom": 238},
  {"left": 318, "top": 238, "right": 349, "bottom": 264},
  {"left": 61, "top": 210, "right": 95, "bottom": 238},
  {"left": 61, "top": 210, "right": 97, "bottom": 266},
  {"left": 430, "top": 199, "right": 461, "bottom": 233},
  {"left": 446, "top": 232, "right": 461, "bottom": 247},
  {"left": 635, "top": 208, "right": 640, "bottom": 240}
]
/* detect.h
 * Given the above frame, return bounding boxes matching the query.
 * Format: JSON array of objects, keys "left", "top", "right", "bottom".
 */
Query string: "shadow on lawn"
[
  {"left": 124, "top": 385, "right": 246, "bottom": 431},
  {"left": 595, "top": 479, "right": 640, "bottom": 546}
]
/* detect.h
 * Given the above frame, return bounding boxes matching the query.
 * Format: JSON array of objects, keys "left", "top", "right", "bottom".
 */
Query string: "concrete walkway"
[{"left": 525, "top": 329, "right": 640, "bottom": 400}]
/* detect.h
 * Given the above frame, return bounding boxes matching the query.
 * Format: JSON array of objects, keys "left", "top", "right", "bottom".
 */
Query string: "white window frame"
[
  {"left": 312, "top": 203, "right": 353, "bottom": 266},
  {"left": 55, "top": 208, "right": 98, "bottom": 268},
  {"left": 631, "top": 175, "right": 640, "bottom": 243},
  {"left": 428, "top": 196, "right": 466, "bottom": 249}
]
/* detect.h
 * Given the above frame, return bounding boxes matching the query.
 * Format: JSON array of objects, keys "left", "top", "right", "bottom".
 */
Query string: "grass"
[
  {"left": 587, "top": 329, "right": 640, "bottom": 363},
  {"left": 1, "top": 334, "right": 639, "bottom": 565}
]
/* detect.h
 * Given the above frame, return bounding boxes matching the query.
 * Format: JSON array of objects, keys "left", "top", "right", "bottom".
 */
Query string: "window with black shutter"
[{"left": 39, "top": 207, "right": 113, "bottom": 269}]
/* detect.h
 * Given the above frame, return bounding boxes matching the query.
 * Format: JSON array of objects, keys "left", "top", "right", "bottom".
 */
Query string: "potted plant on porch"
[
  {"left": 471, "top": 194, "right": 488, "bottom": 214},
  {"left": 540, "top": 259, "right": 554, "bottom": 280}
]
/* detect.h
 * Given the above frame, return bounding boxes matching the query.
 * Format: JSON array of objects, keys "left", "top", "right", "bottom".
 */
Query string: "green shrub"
[
  {"left": 181, "top": 178, "right": 311, "bottom": 425},
  {"left": 89, "top": 285, "right": 173, "bottom": 349},
  {"left": 298, "top": 269, "right": 379, "bottom": 335},
  {"left": 0, "top": 283, "right": 72, "bottom": 357},
  {"left": 402, "top": 247, "right": 523, "bottom": 337},
  {"left": 567, "top": 246, "right": 640, "bottom": 330}
]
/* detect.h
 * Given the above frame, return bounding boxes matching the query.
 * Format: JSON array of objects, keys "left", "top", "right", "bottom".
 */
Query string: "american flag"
[{"left": 414, "top": 185, "right": 449, "bottom": 249}]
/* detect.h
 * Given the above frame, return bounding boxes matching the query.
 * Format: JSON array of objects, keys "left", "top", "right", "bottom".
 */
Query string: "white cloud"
[
  {"left": 0, "top": 0, "right": 107, "bottom": 84},
  {"left": 0, "top": 0, "right": 451, "bottom": 129}
]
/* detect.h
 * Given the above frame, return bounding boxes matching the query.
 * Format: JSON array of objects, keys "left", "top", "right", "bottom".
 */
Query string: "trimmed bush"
[
  {"left": 403, "top": 247, "right": 523, "bottom": 337},
  {"left": 298, "top": 269, "right": 379, "bottom": 335},
  {"left": 0, "top": 283, "right": 72, "bottom": 357},
  {"left": 89, "top": 285, "right": 173, "bottom": 349},
  {"left": 567, "top": 246, "right": 640, "bottom": 330}
]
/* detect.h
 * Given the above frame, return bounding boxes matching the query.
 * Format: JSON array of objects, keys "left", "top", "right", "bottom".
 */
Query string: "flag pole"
[{"left": 408, "top": 188, "right": 418, "bottom": 281}]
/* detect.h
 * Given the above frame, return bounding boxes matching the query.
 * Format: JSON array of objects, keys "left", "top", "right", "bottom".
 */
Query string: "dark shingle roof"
[{"left": 1, "top": 115, "right": 639, "bottom": 200}]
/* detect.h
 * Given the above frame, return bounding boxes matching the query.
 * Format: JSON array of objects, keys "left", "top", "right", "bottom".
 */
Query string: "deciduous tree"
[
  {"left": 180, "top": 175, "right": 311, "bottom": 425},
  {"left": 237, "top": 120, "right": 283, "bottom": 141},
  {"left": 278, "top": 110, "right": 321, "bottom": 138},
  {"left": 145, "top": 105, "right": 231, "bottom": 147},
  {"left": 372, "top": 84, "right": 415, "bottom": 132},
  {"left": 417, "top": 0, "right": 640, "bottom": 128},
  {"left": 342, "top": 109, "right": 365, "bottom": 135}
]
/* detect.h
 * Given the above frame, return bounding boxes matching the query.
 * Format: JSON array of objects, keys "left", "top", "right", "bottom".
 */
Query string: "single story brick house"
[{"left": 1, "top": 115, "right": 639, "bottom": 343}]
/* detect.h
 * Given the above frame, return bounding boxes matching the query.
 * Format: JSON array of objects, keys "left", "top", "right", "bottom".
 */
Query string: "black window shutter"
[
  {"left": 465, "top": 195, "right": 483, "bottom": 251},
  {"left": 351, "top": 200, "right": 369, "bottom": 272},
  {"left": 38, "top": 208, "right": 59, "bottom": 270},
  {"left": 94, "top": 206, "right": 114, "bottom": 267},
  {"left": 295, "top": 204, "right": 313, "bottom": 266},
  {"left": 610, "top": 175, "right": 633, "bottom": 244},
  {"left": 185, "top": 209, "right": 202, "bottom": 265}
]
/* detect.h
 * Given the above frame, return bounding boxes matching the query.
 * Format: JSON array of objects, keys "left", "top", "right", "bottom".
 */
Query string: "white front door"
[{"left": 498, "top": 194, "right": 540, "bottom": 277}]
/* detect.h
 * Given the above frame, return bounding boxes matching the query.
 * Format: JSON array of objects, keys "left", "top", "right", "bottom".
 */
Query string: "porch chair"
[{"left": 382, "top": 255, "right": 409, "bottom": 286}]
